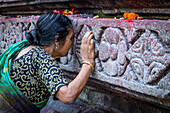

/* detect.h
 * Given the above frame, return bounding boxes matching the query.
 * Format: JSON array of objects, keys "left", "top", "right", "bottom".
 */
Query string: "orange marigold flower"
[
  {"left": 62, "top": 9, "right": 71, "bottom": 15},
  {"left": 128, "top": 12, "right": 138, "bottom": 19},
  {"left": 123, "top": 12, "right": 129, "bottom": 18}
]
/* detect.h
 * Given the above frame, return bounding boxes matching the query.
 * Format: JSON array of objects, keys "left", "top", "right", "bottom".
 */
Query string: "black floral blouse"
[{"left": 10, "top": 46, "right": 68, "bottom": 103}]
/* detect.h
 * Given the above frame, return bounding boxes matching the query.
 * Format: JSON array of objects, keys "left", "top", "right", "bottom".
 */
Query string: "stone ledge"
[
  {"left": 41, "top": 96, "right": 116, "bottom": 113},
  {"left": 0, "top": 16, "right": 169, "bottom": 112},
  {"left": 64, "top": 71, "right": 170, "bottom": 112}
]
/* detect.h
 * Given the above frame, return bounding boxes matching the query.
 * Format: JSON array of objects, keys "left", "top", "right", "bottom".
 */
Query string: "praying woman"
[{"left": 0, "top": 12, "right": 94, "bottom": 113}]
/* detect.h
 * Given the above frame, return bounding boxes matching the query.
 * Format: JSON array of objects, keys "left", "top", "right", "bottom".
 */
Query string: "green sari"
[{"left": 0, "top": 40, "right": 48, "bottom": 112}]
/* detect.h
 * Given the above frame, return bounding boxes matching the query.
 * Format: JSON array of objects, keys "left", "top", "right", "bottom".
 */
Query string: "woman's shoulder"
[
  {"left": 13, "top": 46, "right": 36, "bottom": 61},
  {"left": 33, "top": 46, "right": 56, "bottom": 62}
]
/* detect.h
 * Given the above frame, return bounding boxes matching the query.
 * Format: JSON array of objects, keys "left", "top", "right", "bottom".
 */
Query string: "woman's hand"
[
  {"left": 81, "top": 31, "right": 95, "bottom": 66},
  {"left": 56, "top": 31, "right": 95, "bottom": 104}
]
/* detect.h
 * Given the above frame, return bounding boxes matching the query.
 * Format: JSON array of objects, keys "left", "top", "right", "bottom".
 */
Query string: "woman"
[{"left": 0, "top": 12, "right": 94, "bottom": 112}]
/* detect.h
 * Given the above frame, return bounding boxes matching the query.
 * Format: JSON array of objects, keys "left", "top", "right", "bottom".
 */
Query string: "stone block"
[
  {"left": 61, "top": 17, "right": 170, "bottom": 110},
  {"left": 0, "top": 16, "right": 169, "bottom": 111},
  {"left": 0, "top": 16, "right": 38, "bottom": 54}
]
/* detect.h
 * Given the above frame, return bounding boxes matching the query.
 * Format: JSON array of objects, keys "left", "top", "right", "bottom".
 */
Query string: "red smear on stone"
[
  {"left": 130, "top": 22, "right": 134, "bottom": 27},
  {"left": 110, "top": 47, "right": 113, "bottom": 54}
]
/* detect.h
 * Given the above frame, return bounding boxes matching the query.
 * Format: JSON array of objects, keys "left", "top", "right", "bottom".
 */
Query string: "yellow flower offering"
[
  {"left": 123, "top": 12, "right": 129, "bottom": 19},
  {"left": 123, "top": 12, "right": 139, "bottom": 19}
]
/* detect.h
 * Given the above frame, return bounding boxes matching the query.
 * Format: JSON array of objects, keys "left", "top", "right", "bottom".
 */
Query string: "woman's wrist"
[
  {"left": 82, "top": 63, "right": 92, "bottom": 72},
  {"left": 82, "top": 61, "right": 94, "bottom": 72}
]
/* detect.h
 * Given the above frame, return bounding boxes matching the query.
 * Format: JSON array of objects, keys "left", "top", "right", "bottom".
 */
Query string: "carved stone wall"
[
  {"left": 60, "top": 17, "right": 170, "bottom": 109},
  {"left": 0, "top": 16, "right": 39, "bottom": 53},
  {"left": 0, "top": 16, "right": 170, "bottom": 112}
]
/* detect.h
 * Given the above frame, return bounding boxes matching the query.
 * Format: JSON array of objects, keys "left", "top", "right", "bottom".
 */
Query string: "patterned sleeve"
[{"left": 35, "top": 57, "right": 68, "bottom": 97}]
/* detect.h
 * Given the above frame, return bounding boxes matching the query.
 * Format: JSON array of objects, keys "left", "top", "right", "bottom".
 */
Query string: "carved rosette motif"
[{"left": 99, "top": 27, "right": 128, "bottom": 77}]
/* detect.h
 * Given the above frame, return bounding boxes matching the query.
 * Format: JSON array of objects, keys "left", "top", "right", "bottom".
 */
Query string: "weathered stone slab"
[
  {"left": 0, "top": 16, "right": 39, "bottom": 53},
  {"left": 0, "top": 16, "right": 170, "bottom": 110},
  {"left": 59, "top": 17, "right": 170, "bottom": 109}
]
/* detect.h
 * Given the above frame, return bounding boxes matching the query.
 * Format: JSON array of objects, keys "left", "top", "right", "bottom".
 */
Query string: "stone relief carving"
[
  {"left": 75, "top": 21, "right": 169, "bottom": 88},
  {"left": 125, "top": 29, "right": 170, "bottom": 84},
  {"left": 75, "top": 24, "right": 104, "bottom": 71},
  {"left": 0, "top": 17, "right": 169, "bottom": 101},
  {"left": 60, "top": 48, "right": 73, "bottom": 65},
  {"left": 0, "top": 19, "right": 36, "bottom": 53},
  {"left": 99, "top": 27, "right": 128, "bottom": 77}
]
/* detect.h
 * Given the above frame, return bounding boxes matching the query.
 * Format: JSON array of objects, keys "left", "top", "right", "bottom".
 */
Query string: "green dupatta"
[{"left": 0, "top": 40, "right": 48, "bottom": 112}]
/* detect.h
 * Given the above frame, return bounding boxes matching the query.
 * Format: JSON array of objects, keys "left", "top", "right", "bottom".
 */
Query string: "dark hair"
[{"left": 26, "top": 12, "right": 72, "bottom": 46}]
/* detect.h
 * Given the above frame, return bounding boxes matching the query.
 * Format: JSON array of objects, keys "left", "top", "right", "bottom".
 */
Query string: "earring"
[
  {"left": 56, "top": 46, "right": 59, "bottom": 49},
  {"left": 56, "top": 43, "right": 59, "bottom": 49}
]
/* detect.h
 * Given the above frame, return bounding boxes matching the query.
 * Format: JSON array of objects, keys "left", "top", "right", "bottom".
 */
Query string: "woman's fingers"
[
  {"left": 81, "top": 31, "right": 95, "bottom": 65},
  {"left": 90, "top": 39, "right": 94, "bottom": 51},
  {"left": 83, "top": 31, "right": 91, "bottom": 39},
  {"left": 87, "top": 34, "right": 94, "bottom": 44},
  {"left": 83, "top": 31, "right": 92, "bottom": 43},
  {"left": 90, "top": 39, "right": 95, "bottom": 59},
  {"left": 91, "top": 39, "right": 94, "bottom": 46}
]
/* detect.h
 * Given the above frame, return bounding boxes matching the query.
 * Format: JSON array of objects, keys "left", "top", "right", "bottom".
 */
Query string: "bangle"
[{"left": 82, "top": 61, "right": 94, "bottom": 72}]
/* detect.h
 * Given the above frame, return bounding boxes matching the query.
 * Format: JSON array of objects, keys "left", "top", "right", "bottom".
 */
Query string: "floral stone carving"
[
  {"left": 0, "top": 16, "right": 170, "bottom": 108},
  {"left": 99, "top": 27, "right": 128, "bottom": 77},
  {"left": 125, "top": 29, "right": 169, "bottom": 84}
]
